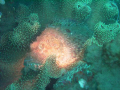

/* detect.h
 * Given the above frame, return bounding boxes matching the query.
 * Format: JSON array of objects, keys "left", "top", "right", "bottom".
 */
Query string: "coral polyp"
[
  {"left": 102, "top": 1, "right": 119, "bottom": 22},
  {"left": 72, "top": 1, "right": 92, "bottom": 22}
]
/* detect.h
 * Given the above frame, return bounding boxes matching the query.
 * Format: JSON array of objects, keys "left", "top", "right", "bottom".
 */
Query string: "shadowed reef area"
[{"left": 0, "top": 0, "right": 120, "bottom": 90}]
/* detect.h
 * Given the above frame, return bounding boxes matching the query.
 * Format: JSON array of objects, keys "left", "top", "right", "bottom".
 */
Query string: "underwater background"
[{"left": 0, "top": 0, "right": 120, "bottom": 90}]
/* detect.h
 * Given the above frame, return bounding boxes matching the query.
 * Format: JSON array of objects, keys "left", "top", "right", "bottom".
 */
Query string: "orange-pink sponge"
[{"left": 30, "top": 28, "right": 78, "bottom": 68}]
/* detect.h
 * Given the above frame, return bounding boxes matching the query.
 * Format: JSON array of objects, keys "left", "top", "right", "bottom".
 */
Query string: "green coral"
[
  {"left": 0, "top": 13, "right": 41, "bottom": 62},
  {"left": 93, "top": 21, "right": 120, "bottom": 46},
  {"left": 101, "top": 1, "right": 119, "bottom": 21},
  {"left": 72, "top": 1, "right": 92, "bottom": 22}
]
